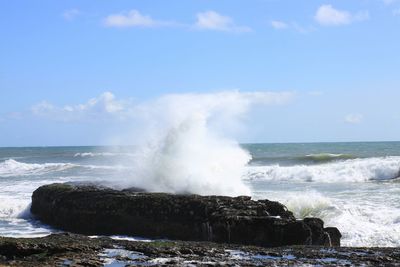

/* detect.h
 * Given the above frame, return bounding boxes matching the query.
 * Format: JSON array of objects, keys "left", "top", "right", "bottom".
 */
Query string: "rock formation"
[{"left": 31, "top": 183, "right": 341, "bottom": 247}]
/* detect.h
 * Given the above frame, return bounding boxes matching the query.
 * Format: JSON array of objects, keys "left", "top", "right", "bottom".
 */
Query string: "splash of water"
[
  {"left": 116, "top": 91, "right": 292, "bottom": 196},
  {"left": 129, "top": 113, "right": 251, "bottom": 195}
]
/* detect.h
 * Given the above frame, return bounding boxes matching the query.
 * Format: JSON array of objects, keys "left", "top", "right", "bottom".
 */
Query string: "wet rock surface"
[
  {"left": 31, "top": 183, "right": 340, "bottom": 247},
  {"left": 1, "top": 233, "right": 399, "bottom": 266}
]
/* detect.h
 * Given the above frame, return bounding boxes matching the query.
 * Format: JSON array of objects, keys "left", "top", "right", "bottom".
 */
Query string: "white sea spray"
[{"left": 115, "top": 91, "right": 293, "bottom": 196}]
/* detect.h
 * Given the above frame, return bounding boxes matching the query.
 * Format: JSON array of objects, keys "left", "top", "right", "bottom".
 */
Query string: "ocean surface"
[{"left": 1, "top": 142, "right": 400, "bottom": 247}]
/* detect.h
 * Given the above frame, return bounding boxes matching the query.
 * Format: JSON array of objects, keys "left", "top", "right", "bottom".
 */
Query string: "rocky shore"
[
  {"left": 0, "top": 183, "right": 398, "bottom": 266},
  {"left": 1, "top": 233, "right": 399, "bottom": 266},
  {"left": 30, "top": 183, "right": 341, "bottom": 247}
]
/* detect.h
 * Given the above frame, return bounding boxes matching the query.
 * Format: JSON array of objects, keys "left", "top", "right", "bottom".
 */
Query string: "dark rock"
[
  {"left": 324, "top": 227, "right": 342, "bottom": 247},
  {"left": 121, "top": 187, "right": 147, "bottom": 193},
  {"left": 31, "top": 183, "right": 341, "bottom": 247},
  {"left": 304, "top": 218, "right": 329, "bottom": 246},
  {"left": 1, "top": 233, "right": 399, "bottom": 266}
]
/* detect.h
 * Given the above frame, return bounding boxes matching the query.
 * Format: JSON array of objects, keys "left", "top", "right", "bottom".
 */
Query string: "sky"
[{"left": 1, "top": 0, "right": 400, "bottom": 146}]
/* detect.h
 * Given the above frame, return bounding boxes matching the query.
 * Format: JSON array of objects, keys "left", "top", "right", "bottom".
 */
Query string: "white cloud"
[
  {"left": 103, "top": 9, "right": 250, "bottom": 32},
  {"left": 31, "top": 101, "right": 55, "bottom": 115},
  {"left": 315, "top": 5, "right": 351, "bottom": 26},
  {"left": 104, "top": 10, "right": 166, "bottom": 28},
  {"left": 31, "top": 91, "right": 293, "bottom": 123},
  {"left": 63, "top": 9, "right": 80, "bottom": 21},
  {"left": 345, "top": 113, "right": 363, "bottom": 124},
  {"left": 195, "top": 11, "right": 252, "bottom": 32},
  {"left": 32, "top": 92, "right": 129, "bottom": 121},
  {"left": 271, "top": 20, "right": 288, "bottom": 30},
  {"left": 269, "top": 20, "right": 315, "bottom": 34},
  {"left": 315, "top": 5, "right": 369, "bottom": 26}
]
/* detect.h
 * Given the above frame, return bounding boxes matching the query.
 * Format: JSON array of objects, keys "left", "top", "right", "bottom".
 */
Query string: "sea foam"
[
  {"left": 0, "top": 159, "right": 76, "bottom": 177},
  {"left": 245, "top": 156, "right": 400, "bottom": 182}
]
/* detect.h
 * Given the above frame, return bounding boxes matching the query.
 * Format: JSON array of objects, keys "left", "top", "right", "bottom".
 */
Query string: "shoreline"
[
  {"left": 1, "top": 233, "right": 399, "bottom": 266},
  {"left": 0, "top": 181, "right": 399, "bottom": 265}
]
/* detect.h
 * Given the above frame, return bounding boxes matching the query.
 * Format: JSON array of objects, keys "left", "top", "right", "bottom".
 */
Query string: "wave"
[
  {"left": 0, "top": 197, "right": 53, "bottom": 237},
  {"left": 282, "top": 192, "right": 335, "bottom": 219},
  {"left": 74, "top": 152, "right": 116, "bottom": 158},
  {"left": 83, "top": 164, "right": 131, "bottom": 170},
  {"left": 0, "top": 197, "right": 30, "bottom": 219},
  {"left": 266, "top": 191, "right": 400, "bottom": 247},
  {"left": 0, "top": 159, "right": 77, "bottom": 177},
  {"left": 245, "top": 156, "right": 400, "bottom": 182},
  {"left": 249, "top": 153, "right": 357, "bottom": 166}
]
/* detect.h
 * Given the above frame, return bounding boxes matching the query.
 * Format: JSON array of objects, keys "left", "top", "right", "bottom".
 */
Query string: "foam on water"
[
  {"left": 0, "top": 177, "right": 85, "bottom": 217},
  {"left": 280, "top": 192, "right": 334, "bottom": 219},
  {"left": 245, "top": 156, "right": 400, "bottom": 182},
  {"left": 333, "top": 200, "right": 400, "bottom": 247},
  {"left": 0, "top": 192, "right": 50, "bottom": 237},
  {"left": 0, "top": 197, "right": 28, "bottom": 219},
  {"left": 0, "top": 175, "right": 89, "bottom": 237},
  {"left": 253, "top": 188, "right": 400, "bottom": 247}
]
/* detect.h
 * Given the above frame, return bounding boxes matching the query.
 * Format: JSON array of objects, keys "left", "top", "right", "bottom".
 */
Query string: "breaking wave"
[
  {"left": 271, "top": 191, "right": 400, "bottom": 247},
  {"left": 0, "top": 159, "right": 77, "bottom": 177},
  {"left": 0, "top": 198, "right": 29, "bottom": 219},
  {"left": 249, "top": 153, "right": 357, "bottom": 166},
  {"left": 245, "top": 156, "right": 400, "bottom": 182},
  {"left": 282, "top": 192, "right": 335, "bottom": 219}
]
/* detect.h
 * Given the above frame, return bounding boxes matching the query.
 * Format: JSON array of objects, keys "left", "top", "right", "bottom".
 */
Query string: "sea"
[{"left": 1, "top": 142, "right": 400, "bottom": 247}]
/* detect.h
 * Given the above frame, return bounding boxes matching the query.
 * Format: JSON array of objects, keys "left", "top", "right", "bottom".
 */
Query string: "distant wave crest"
[
  {"left": 74, "top": 152, "right": 116, "bottom": 157},
  {"left": 302, "top": 153, "right": 356, "bottom": 162},
  {"left": 73, "top": 152, "right": 136, "bottom": 158},
  {"left": 245, "top": 156, "right": 400, "bottom": 182},
  {"left": 250, "top": 153, "right": 357, "bottom": 166},
  {"left": 0, "top": 159, "right": 76, "bottom": 177}
]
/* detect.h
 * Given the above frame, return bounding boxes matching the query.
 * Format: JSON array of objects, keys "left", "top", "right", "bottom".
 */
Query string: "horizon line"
[{"left": 1, "top": 140, "right": 400, "bottom": 149}]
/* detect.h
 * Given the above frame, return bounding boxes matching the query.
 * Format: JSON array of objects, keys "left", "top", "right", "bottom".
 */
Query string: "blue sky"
[{"left": 1, "top": 0, "right": 400, "bottom": 146}]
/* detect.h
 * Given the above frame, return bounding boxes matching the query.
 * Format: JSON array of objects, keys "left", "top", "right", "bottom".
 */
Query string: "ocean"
[{"left": 1, "top": 142, "right": 400, "bottom": 247}]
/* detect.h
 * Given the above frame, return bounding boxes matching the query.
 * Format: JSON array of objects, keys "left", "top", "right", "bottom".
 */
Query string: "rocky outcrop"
[
  {"left": 1, "top": 233, "right": 399, "bottom": 266},
  {"left": 31, "top": 183, "right": 341, "bottom": 247}
]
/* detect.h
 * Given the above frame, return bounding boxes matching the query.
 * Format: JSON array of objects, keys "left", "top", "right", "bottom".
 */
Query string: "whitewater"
[{"left": 1, "top": 143, "right": 400, "bottom": 247}]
